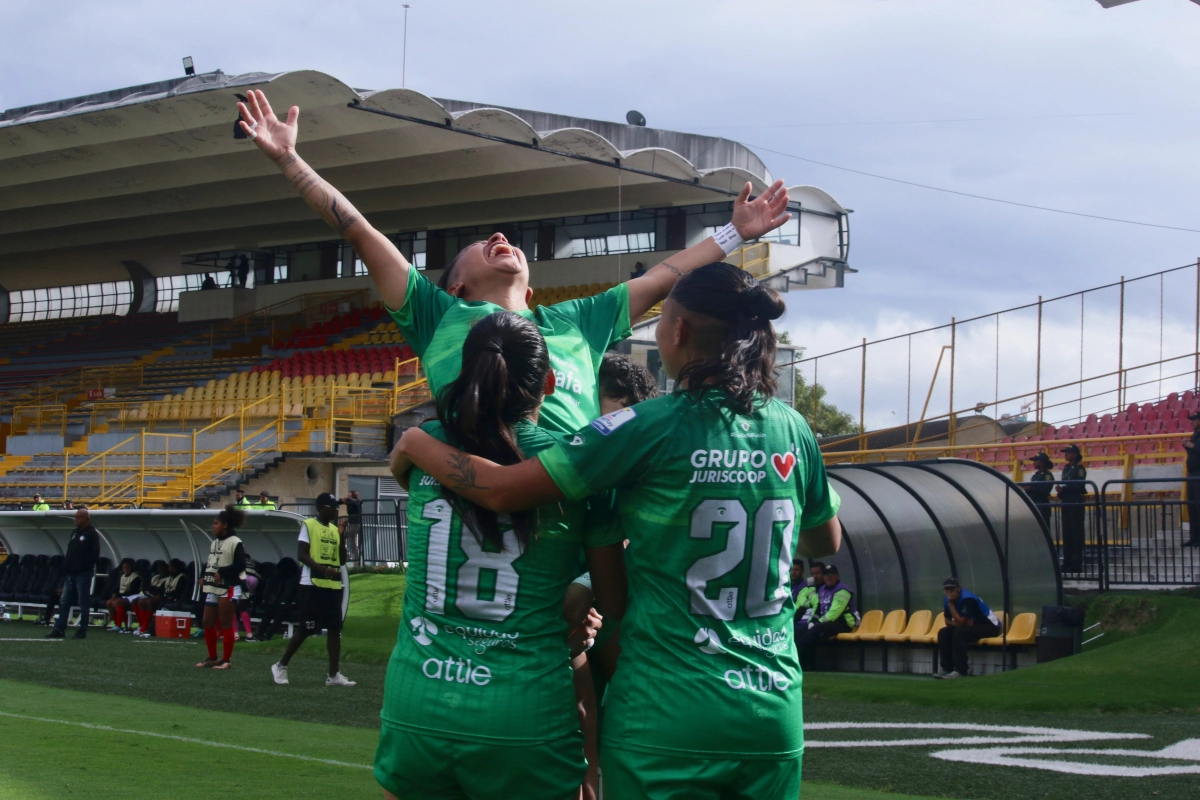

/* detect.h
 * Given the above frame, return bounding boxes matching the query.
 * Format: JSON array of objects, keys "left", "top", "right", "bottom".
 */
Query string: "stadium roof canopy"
[{"left": 0, "top": 70, "right": 846, "bottom": 291}]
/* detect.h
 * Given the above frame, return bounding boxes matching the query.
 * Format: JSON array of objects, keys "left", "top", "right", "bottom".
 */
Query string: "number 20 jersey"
[
  {"left": 381, "top": 421, "right": 618, "bottom": 744},
  {"left": 539, "top": 389, "right": 841, "bottom": 759}
]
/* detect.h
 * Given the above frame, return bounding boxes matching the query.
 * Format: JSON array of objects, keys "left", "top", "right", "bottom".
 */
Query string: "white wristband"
[{"left": 712, "top": 222, "right": 744, "bottom": 256}]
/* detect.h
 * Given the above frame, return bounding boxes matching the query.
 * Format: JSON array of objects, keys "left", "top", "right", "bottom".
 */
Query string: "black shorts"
[{"left": 299, "top": 585, "right": 343, "bottom": 634}]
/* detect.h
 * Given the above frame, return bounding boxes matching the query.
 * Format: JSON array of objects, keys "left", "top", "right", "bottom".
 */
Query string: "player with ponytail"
[
  {"left": 375, "top": 311, "right": 625, "bottom": 800},
  {"left": 397, "top": 263, "right": 843, "bottom": 799}
]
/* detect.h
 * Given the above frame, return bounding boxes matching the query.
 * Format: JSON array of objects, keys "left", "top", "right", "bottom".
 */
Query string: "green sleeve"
[
  {"left": 821, "top": 589, "right": 850, "bottom": 624},
  {"left": 582, "top": 491, "right": 625, "bottom": 549},
  {"left": 538, "top": 402, "right": 669, "bottom": 502},
  {"left": 385, "top": 267, "right": 458, "bottom": 357},
  {"left": 796, "top": 417, "right": 841, "bottom": 530},
  {"left": 546, "top": 283, "right": 632, "bottom": 356}
]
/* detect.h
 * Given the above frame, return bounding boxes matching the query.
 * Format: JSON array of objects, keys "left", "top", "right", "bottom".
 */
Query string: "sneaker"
[
  {"left": 271, "top": 662, "right": 289, "bottom": 685},
  {"left": 196, "top": 658, "right": 219, "bottom": 669},
  {"left": 135, "top": 630, "right": 152, "bottom": 638},
  {"left": 213, "top": 660, "right": 232, "bottom": 670},
  {"left": 942, "top": 670, "right": 964, "bottom": 680},
  {"left": 72, "top": 630, "right": 87, "bottom": 640},
  {"left": 326, "top": 672, "right": 356, "bottom": 687},
  {"left": 45, "top": 629, "right": 64, "bottom": 639},
  {"left": 106, "top": 624, "right": 121, "bottom": 632}
]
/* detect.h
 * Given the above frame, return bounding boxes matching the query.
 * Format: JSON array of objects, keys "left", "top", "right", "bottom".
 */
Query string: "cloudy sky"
[{"left": 4, "top": 0, "right": 1200, "bottom": 366}]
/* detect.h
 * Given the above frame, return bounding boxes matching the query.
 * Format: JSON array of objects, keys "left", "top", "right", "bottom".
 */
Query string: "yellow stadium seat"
[
  {"left": 836, "top": 609, "right": 883, "bottom": 642},
  {"left": 909, "top": 612, "right": 947, "bottom": 645},
  {"left": 884, "top": 609, "right": 932, "bottom": 643},
  {"left": 858, "top": 609, "right": 906, "bottom": 643},
  {"left": 384, "top": 370, "right": 396, "bottom": 383},
  {"left": 588, "top": 282, "right": 601, "bottom": 293},
  {"left": 978, "top": 612, "right": 1036, "bottom": 646}
]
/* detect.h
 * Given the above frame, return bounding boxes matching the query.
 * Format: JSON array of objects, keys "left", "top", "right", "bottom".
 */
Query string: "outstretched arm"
[
  {"left": 238, "top": 89, "right": 411, "bottom": 309},
  {"left": 396, "top": 427, "right": 564, "bottom": 512},
  {"left": 625, "top": 180, "right": 791, "bottom": 319}
]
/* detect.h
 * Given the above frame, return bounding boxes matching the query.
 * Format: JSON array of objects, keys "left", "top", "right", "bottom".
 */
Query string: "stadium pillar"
[
  {"left": 122, "top": 261, "right": 156, "bottom": 315},
  {"left": 1035, "top": 297, "right": 1043, "bottom": 427},
  {"left": 1117, "top": 276, "right": 1125, "bottom": 410},
  {"left": 0, "top": 283, "right": 8, "bottom": 324},
  {"left": 858, "top": 338, "right": 866, "bottom": 451},
  {"left": 1194, "top": 259, "right": 1199, "bottom": 389},
  {"left": 949, "top": 319, "right": 957, "bottom": 446}
]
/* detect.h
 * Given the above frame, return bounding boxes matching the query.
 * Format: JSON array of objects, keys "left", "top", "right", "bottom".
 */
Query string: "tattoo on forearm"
[
  {"left": 278, "top": 153, "right": 363, "bottom": 235},
  {"left": 446, "top": 451, "right": 490, "bottom": 492}
]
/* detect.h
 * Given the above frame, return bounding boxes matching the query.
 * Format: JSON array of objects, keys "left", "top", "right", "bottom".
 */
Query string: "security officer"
[
  {"left": 31, "top": 494, "right": 50, "bottom": 511},
  {"left": 234, "top": 489, "right": 251, "bottom": 507},
  {"left": 251, "top": 491, "right": 276, "bottom": 511},
  {"left": 1025, "top": 452, "right": 1055, "bottom": 526},
  {"left": 1057, "top": 444, "right": 1088, "bottom": 572},
  {"left": 1182, "top": 411, "right": 1200, "bottom": 547}
]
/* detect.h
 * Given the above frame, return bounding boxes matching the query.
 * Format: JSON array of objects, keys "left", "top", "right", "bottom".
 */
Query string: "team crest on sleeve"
[{"left": 590, "top": 406, "right": 636, "bottom": 435}]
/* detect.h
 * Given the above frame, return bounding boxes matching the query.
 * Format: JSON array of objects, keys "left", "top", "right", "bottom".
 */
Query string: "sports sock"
[
  {"left": 221, "top": 627, "right": 235, "bottom": 661},
  {"left": 240, "top": 611, "right": 253, "bottom": 636},
  {"left": 135, "top": 606, "right": 149, "bottom": 632},
  {"left": 114, "top": 606, "right": 126, "bottom": 628},
  {"left": 204, "top": 626, "right": 219, "bottom": 659}
]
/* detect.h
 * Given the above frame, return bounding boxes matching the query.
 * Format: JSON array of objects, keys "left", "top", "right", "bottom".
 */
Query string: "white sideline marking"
[
  {"left": 805, "top": 722, "right": 1150, "bottom": 749},
  {"left": 0, "top": 638, "right": 62, "bottom": 642},
  {"left": 0, "top": 711, "right": 372, "bottom": 771},
  {"left": 932, "top": 740, "right": 1200, "bottom": 777}
]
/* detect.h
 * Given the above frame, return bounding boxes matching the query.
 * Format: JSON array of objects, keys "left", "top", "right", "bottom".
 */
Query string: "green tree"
[{"left": 794, "top": 373, "right": 857, "bottom": 438}]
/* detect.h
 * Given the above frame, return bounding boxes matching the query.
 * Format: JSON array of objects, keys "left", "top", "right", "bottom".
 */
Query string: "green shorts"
[
  {"left": 600, "top": 745, "right": 802, "bottom": 800},
  {"left": 375, "top": 723, "right": 586, "bottom": 800}
]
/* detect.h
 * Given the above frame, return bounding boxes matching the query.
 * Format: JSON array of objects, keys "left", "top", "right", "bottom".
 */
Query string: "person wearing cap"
[
  {"left": 792, "top": 559, "right": 823, "bottom": 629},
  {"left": 934, "top": 577, "right": 1001, "bottom": 679},
  {"left": 1024, "top": 452, "right": 1055, "bottom": 526},
  {"left": 1056, "top": 444, "right": 1088, "bottom": 572},
  {"left": 1181, "top": 411, "right": 1200, "bottom": 547},
  {"left": 270, "top": 492, "right": 355, "bottom": 687},
  {"left": 250, "top": 491, "right": 276, "bottom": 511},
  {"left": 31, "top": 494, "right": 50, "bottom": 511},
  {"left": 795, "top": 564, "right": 859, "bottom": 671}
]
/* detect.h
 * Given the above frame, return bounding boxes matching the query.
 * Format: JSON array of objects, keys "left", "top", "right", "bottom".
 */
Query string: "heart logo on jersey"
[{"left": 772, "top": 452, "right": 797, "bottom": 481}]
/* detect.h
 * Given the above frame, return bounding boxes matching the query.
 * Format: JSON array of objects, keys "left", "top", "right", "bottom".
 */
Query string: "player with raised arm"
[
  {"left": 376, "top": 311, "right": 625, "bottom": 800},
  {"left": 395, "top": 262, "right": 842, "bottom": 800},
  {"left": 237, "top": 89, "right": 791, "bottom": 433}
]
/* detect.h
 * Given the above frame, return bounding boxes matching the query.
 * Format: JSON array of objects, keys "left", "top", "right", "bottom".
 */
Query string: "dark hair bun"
[
  {"left": 222, "top": 504, "right": 247, "bottom": 528},
  {"left": 741, "top": 283, "right": 786, "bottom": 321}
]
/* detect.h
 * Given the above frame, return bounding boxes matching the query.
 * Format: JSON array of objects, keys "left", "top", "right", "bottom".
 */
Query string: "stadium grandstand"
[{"left": 0, "top": 68, "right": 850, "bottom": 512}]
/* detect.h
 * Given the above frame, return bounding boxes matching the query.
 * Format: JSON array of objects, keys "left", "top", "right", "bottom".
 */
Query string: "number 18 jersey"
[
  {"left": 381, "top": 421, "right": 619, "bottom": 744},
  {"left": 538, "top": 389, "right": 840, "bottom": 759}
]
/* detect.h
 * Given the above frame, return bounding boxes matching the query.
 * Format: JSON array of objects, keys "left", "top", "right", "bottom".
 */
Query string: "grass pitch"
[{"left": 2, "top": 575, "right": 1197, "bottom": 799}]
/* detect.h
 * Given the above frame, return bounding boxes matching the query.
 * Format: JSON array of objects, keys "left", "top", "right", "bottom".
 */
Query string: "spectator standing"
[
  {"left": 201, "top": 274, "right": 218, "bottom": 290},
  {"left": 235, "top": 254, "right": 251, "bottom": 288},
  {"left": 234, "top": 489, "right": 251, "bottom": 507},
  {"left": 795, "top": 564, "right": 859, "bottom": 670},
  {"left": 46, "top": 506, "right": 100, "bottom": 639},
  {"left": 340, "top": 490, "right": 362, "bottom": 564},
  {"left": 1056, "top": 444, "right": 1088, "bottom": 572},
  {"left": 1182, "top": 411, "right": 1200, "bottom": 547},
  {"left": 934, "top": 577, "right": 1001, "bottom": 679},
  {"left": 1025, "top": 452, "right": 1055, "bottom": 527},
  {"left": 31, "top": 494, "right": 50, "bottom": 511},
  {"left": 271, "top": 493, "right": 355, "bottom": 687}
]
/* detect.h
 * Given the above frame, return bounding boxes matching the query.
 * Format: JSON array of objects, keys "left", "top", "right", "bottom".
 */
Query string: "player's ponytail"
[
  {"left": 216, "top": 504, "right": 246, "bottom": 534},
  {"left": 437, "top": 311, "right": 549, "bottom": 550},
  {"left": 668, "top": 261, "right": 786, "bottom": 415}
]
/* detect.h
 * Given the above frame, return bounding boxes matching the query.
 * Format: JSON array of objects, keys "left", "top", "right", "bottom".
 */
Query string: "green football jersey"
[
  {"left": 538, "top": 389, "right": 840, "bottom": 759},
  {"left": 388, "top": 268, "right": 632, "bottom": 433},
  {"left": 381, "top": 421, "right": 621, "bottom": 744}
]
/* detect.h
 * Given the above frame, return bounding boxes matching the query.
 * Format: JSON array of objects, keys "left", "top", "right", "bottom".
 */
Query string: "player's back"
[
  {"left": 591, "top": 390, "right": 838, "bottom": 759},
  {"left": 381, "top": 421, "right": 588, "bottom": 744}
]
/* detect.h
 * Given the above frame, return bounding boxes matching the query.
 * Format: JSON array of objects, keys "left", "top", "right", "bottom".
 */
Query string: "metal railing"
[{"left": 278, "top": 499, "right": 407, "bottom": 565}]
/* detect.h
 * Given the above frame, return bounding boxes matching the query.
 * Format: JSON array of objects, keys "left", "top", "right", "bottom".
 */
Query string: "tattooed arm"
[
  {"left": 624, "top": 180, "right": 792, "bottom": 319},
  {"left": 238, "top": 89, "right": 410, "bottom": 309},
  {"left": 397, "top": 427, "right": 564, "bottom": 512}
]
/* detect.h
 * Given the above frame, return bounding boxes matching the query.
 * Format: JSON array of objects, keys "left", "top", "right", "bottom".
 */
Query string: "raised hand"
[
  {"left": 731, "top": 179, "right": 792, "bottom": 240},
  {"left": 238, "top": 89, "right": 299, "bottom": 163}
]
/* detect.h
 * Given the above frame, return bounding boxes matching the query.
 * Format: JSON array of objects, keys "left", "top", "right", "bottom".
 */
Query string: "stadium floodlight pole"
[{"left": 402, "top": 5, "right": 411, "bottom": 88}]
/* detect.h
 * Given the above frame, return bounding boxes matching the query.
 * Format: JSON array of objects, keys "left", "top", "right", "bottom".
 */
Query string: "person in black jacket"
[
  {"left": 1024, "top": 452, "right": 1055, "bottom": 527},
  {"left": 47, "top": 507, "right": 101, "bottom": 639},
  {"left": 1182, "top": 411, "right": 1200, "bottom": 547},
  {"left": 1057, "top": 444, "right": 1088, "bottom": 572}
]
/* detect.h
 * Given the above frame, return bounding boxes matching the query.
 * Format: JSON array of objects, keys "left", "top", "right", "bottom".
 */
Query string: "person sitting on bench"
[
  {"left": 795, "top": 564, "right": 859, "bottom": 671},
  {"left": 934, "top": 577, "right": 1001, "bottom": 680}
]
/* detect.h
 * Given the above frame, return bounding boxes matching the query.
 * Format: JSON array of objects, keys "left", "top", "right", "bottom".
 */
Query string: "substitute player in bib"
[
  {"left": 237, "top": 89, "right": 792, "bottom": 433},
  {"left": 196, "top": 506, "right": 247, "bottom": 669},
  {"left": 396, "top": 263, "right": 842, "bottom": 800},
  {"left": 376, "top": 311, "right": 624, "bottom": 800},
  {"left": 271, "top": 494, "right": 355, "bottom": 687}
]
